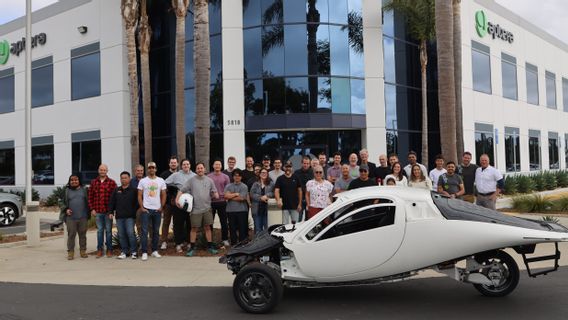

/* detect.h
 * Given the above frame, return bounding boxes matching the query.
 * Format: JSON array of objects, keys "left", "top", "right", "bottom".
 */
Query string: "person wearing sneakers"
[
  {"left": 166, "top": 159, "right": 196, "bottom": 253},
  {"left": 88, "top": 164, "right": 117, "bottom": 258},
  {"left": 176, "top": 162, "right": 219, "bottom": 257},
  {"left": 137, "top": 162, "right": 167, "bottom": 261},
  {"left": 159, "top": 156, "right": 179, "bottom": 250},
  {"left": 60, "top": 174, "right": 89, "bottom": 260},
  {"left": 207, "top": 159, "right": 231, "bottom": 248},
  {"left": 109, "top": 171, "right": 139, "bottom": 259},
  {"left": 225, "top": 169, "right": 250, "bottom": 244}
]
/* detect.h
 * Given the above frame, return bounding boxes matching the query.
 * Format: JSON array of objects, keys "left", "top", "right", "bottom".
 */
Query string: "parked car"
[
  {"left": 221, "top": 187, "right": 568, "bottom": 313},
  {"left": 0, "top": 192, "right": 23, "bottom": 226}
]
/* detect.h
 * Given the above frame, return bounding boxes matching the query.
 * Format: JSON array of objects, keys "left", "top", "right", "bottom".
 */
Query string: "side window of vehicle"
[
  {"left": 305, "top": 198, "right": 393, "bottom": 241},
  {"left": 317, "top": 205, "right": 396, "bottom": 241}
]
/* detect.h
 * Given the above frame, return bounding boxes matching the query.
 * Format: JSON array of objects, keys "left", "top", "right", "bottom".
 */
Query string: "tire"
[
  {"left": 0, "top": 203, "right": 18, "bottom": 227},
  {"left": 232, "top": 262, "right": 283, "bottom": 314},
  {"left": 473, "top": 250, "right": 520, "bottom": 297}
]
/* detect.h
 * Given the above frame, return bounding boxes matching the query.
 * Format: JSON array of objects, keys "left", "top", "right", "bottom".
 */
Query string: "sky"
[{"left": 0, "top": 0, "right": 566, "bottom": 46}]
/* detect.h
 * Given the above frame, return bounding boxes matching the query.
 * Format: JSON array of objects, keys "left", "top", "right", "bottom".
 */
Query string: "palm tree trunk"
[
  {"left": 453, "top": 0, "right": 464, "bottom": 158},
  {"left": 419, "top": 40, "right": 429, "bottom": 168},
  {"left": 194, "top": 0, "right": 211, "bottom": 166},
  {"left": 139, "top": 0, "right": 152, "bottom": 164},
  {"left": 121, "top": 0, "right": 140, "bottom": 169},
  {"left": 435, "top": 0, "right": 457, "bottom": 164},
  {"left": 172, "top": 0, "right": 189, "bottom": 159}
]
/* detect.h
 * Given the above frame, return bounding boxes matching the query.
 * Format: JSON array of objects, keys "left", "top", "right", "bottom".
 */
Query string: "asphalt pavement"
[
  {"left": 0, "top": 216, "right": 56, "bottom": 235},
  {"left": 2, "top": 267, "right": 568, "bottom": 320}
]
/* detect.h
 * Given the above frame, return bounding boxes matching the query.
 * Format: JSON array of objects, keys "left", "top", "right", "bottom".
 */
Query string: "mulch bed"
[{"left": 0, "top": 231, "right": 64, "bottom": 244}]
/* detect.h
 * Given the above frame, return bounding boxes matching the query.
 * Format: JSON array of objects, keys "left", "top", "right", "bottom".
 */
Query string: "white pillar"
[
  {"left": 362, "top": 0, "right": 386, "bottom": 160},
  {"left": 221, "top": 0, "right": 246, "bottom": 169}
]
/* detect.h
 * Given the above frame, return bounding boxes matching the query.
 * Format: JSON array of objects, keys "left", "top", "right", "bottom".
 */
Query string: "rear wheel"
[
  {"left": 233, "top": 262, "right": 283, "bottom": 314},
  {"left": 0, "top": 203, "right": 17, "bottom": 227},
  {"left": 473, "top": 250, "right": 519, "bottom": 297}
]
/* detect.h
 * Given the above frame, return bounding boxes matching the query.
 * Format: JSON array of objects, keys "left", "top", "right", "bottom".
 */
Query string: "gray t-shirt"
[
  {"left": 68, "top": 188, "right": 88, "bottom": 220},
  {"left": 438, "top": 173, "right": 463, "bottom": 196},
  {"left": 224, "top": 182, "right": 249, "bottom": 213},
  {"left": 334, "top": 177, "right": 352, "bottom": 192},
  {"left": 180, "top": 175, "right": 218, "bottom": 214},
  {"left": 165, "top": 170, "right": 196, "bottom": 189}
]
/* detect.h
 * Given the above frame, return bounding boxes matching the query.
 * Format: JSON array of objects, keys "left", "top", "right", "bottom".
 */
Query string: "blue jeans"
[
  {"left": 253, "top": 211, "right": 268, "bottom": 234},
  {"left": 116, "top": 218, "right": 137, "bottom": 255},
  {"left": 140, "top": 209, "right": 161, "bottom": 253},
  {"left": 96, "top": 213, "right": 112, "bottom": 251},
  {"left": 282, "top": 209, "right": 299, "bottom": 224}
]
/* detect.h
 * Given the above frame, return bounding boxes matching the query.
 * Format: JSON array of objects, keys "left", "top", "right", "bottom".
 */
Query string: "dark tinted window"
[
  {"left": 0, "top": 144, "right": 15, "bottom": 185},
  {"left": 526, "top": 63, "right": 539, "bottom": 105},
  {"left": 501, "top": 53, "right": 517, "bottom": 100},
  {"left": 318, "top": 205, "right": 395, "bottom": 241},
  {"left": 472, "top": 41, "right": 491, "bottom": 94},
  {"left": 563, "top": 78, "right": 568, "bottom": 112},
  {"left": 528, "top": 130, "right": 541, "bottom": 171},
  {"left": 32, "top": 63, "right": 54, "bottom": 108},
  {"left": 32, "top": 144, "right": 54, "bottom": 185},
  {"left": 0, "top": 71, "right": 15, "bottom": 114},
  {"left": 283, "top": 0, "right": 307, "bottom": 23},
  {"left": 284, "top": 25, "right": 308, "bottom": 76},
  {"left": 504, "top": 127, "right": 520, "bottom": 172},
  {"left": 475, "top": 123, "right": 494, "bottom": 165},
  {"left": 71, "top": 51, "right": 101, "bottom": 100},
  {"left": 72, "top": 139, "right": 101, "bottom": 182},
  {"left": 549, "top": 132, "right": 559, "bottom": 169}
]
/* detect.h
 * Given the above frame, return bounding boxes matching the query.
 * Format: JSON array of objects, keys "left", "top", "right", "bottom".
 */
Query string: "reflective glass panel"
[
  {"left": 0, "top": 74, "right": 14, "bottom": 113},
  {"left": 262, "top": 25, "right": 285, "bottom": 76},
  {"left": 0, "top": 147, "right": 15, "bottom": 185},
  {"left": 243, "top": 0, "right": 262, "bottom": 27},
  {"left": 264, "top": 77, "right": 286, "bottom": 114},
  {"left": 331, "top": 77, "right": 350, "bottom": 113},
  {"left": 71, "top": 52, "right": 101, "bottom": 100},
  {"left": 283, "top": 0, "right": 306, "bottom": 23},
  {"left": 284, "top": 25, "right": 308, "bottom": 76},
  {"left": 245, "top": 79, "right": 264, "bottom": 116},
  {"left": 32, "top": 144, "right": 54, "bottom": 185},
  {"left": 472, "top": 49, "right": 492, "bottom": 94},
  {"left": 32, "top": 64, "right": 53, "bottom": 108},
  {"left": 546, "top": 72, "right": 556, "bottom": 108},
  {"left": 261, "top": 0, "right": 284, "bottom": 24},
  {"left": 308, "top": 0, "right": 328, "bottom": 24},
  {"left": 563, "top": 78, "right": 568, "bottom": 112},
  {"left": 504, "top": 127, "right": 520, "bottom": 172},
  {"left": 329, "top": 25, "right": 350, "bottom": 76},
  {"left": 501, "top": 60, "right": 517, "bottom": 100},
  {"left": 383, "top": 36, "right": 395, "bottom": 83},
  {"left": 286, "top": 77, "right": 309, "bottom": 113},
  {"left": 317, "top": 77, "right": 331, "bottom": 111},
  {"left": 329, "top": 0, "right": 348, "bottom": 24},
  {"left": 244, "top": 28, "right": 263, "bottom": 79},
  {"left": 350, "top": 79, "right": 365, "bottom": 114},
  {"left": 526, "top": 64, "right": 539, "bottom": 105},
  {"left": 72, "top": 140, "right": 101, "bottom": 182},
  {"left": 529, "top": 135, "right": 541, "bottom": 171}
]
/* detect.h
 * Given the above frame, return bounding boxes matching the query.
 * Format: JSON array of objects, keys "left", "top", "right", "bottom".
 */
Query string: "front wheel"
[
  {"left": 0, "top": 204, "right": 17, "bottom": 226},
  {"left": 233, "top": 262, "right": 283, "bottom": 314},
  {"left": 473, "top": 250, "right": 519, "bottom": 297}
]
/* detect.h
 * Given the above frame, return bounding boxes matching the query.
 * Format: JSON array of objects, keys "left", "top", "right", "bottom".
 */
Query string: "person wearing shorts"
[{"left": 177, "top": 163, "right": 219, "bottom": 256}]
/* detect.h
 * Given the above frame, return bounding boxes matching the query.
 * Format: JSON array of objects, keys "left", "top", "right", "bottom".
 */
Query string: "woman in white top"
[
  {"left": 408, "top": 164, "right": 433, "bottom": 190},
  {"left": 383, "top": 162, "right": 407, "bottom": 186}
]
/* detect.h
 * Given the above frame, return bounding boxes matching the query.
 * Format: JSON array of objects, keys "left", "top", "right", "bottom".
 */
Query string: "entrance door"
[{"left": 279, "top": 145, "right": 328, "bottom": 170}]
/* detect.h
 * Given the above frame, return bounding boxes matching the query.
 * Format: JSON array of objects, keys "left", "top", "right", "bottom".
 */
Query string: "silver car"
[{"left": 0, "top": 192, "right": 23, "bottom": 226}]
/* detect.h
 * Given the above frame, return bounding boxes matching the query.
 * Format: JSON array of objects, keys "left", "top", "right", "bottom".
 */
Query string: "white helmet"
[{"left": 177, "top": 193, "right": 194, "bottom": 212}]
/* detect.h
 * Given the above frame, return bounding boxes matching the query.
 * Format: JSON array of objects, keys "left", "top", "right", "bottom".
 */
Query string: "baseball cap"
[
  {"left": 147, "top": 162, "right": 157, "bottom": 168},
  {"left": 284, "top": 162, "right": 293, "bottom": 168},
  {"left": 359, "top": 164, "right": 369, "bottom": 172},
  {"left": 263, "top": 155, "right": 271, "bottom": 161}
]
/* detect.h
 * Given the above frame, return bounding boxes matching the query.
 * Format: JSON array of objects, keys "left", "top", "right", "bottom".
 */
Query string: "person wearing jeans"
[
  {"left": 137, "top": 162, "right": 167, "bottom": 261},
  {"left": 60, "top": 174, "right": 89, "bottom": 260},
  {"left": 109, "top": 171, "right": 139, "bottom": 259},
  {"left": 275, "top": 163, "right": 302, "bottom": 225},
  {"left": 250, "top": 168, "right": 274, "bottom": 234},
  {"left": 225, "top": 169, "right": 250, "bottom": 244},
  {"left": 207, "top": 160, "right": 231, "bottom": 247},
  {"left": 88, "top": 164, "right": 117, "bottom": 258}
]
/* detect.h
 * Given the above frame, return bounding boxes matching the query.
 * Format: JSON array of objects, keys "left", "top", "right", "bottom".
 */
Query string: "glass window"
[
  {"left": 549, "top": 132, "right": 559, "bottom": 169},
  {"left": 331, "top": 77, "right": 350, "bottom": 113},
  {"left": 245, "top": 79, "right": 264, "bottom": 116},
  {"left": 72, "top": 139, "right": 101, "bottom": 182},
  {"left": 385, "top": 84, "right": 397, "bottom": 130},
  {"left": 184, "top": 41, "right": 194, "bottom": 88},
  {"left": 71, "top": 50, "right": 101, "bottom": 100},
  {"left": 316, "top": 77, "right": 331, "bottom": 111},
  {"left": 262, "top": 25, "right": 284, "bottom": 77},
  {"left": 209, "top": 1, "right": 222, "bottom": 35},
  {"left": 501, "top": 53, "right": 517, "bottom": 100},
  {"left": 563, "top": 78, "right": 568, "bottom": 112},
  {"left": 308, "top": 0, "right": 328, "bottom": 24},
  {"left": 244, "top": 28, "right": 263, "bottom": 79},
  {"left": 350, "top": 79, "right": 365, "bottom": 114},
  {"left": 285, "top": 77, "right": 309, "bottom": 113},
  {"left": 243, "top": 0, "right": 262, "bottom": 28},
  {"left": 472, "top": 41, "right": 492, "bottom": 94},
  {"left": 283, "top": 0, "right": 307, "bottom": 23},
  {"left": 32, "top": 63, "right": 54, "bottom": 108},
  {"left": 318, "top": 204, "right": 396, "bottom": 241},
  {"left": 528, "top": 130, "right": 541, "bottom": 171},
  {"left": 475, "top": 123, "right": 494, "bottom": 165},
  {"left": 284, "top": 25, "right": 308, "bottom": 76},
  {"left": 328, "top": 0, "right": 348, "bottom": 24},
  {"left": 546, "top": 71, "right": 556, "bottom": 109},
  {"left": 504, "top": 127, "right": 520, "bottom": 172},
  {"left": 264, "top": 77, "right": 286, "bottom": 114},
  {"left": 32, "top": 143, "right": 54, "bottom": 185},
  {"left": 210, "top": 35, "right": 223, "bottom": 84},
  {"left": 526, "top": 63, "right": 539, "bottom": 105},
  {"left": 329, "top": 26, "right": 350, "bottom": 76},
  {"left": 565, "top": 134, "right": 568, "bottom": 169},
  {"left": 0, "top": 68, "right": 15, "bottom": 114},
  {"left": 0, "top": 143, "right": 15, "bottom": 185},
  {"left": 261, "top": 0, "right": 284, "bottom": 24}
]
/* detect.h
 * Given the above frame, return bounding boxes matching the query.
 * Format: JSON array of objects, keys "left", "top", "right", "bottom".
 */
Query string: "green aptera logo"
[
  {"left": 475, "top": 10, "right": 514, "bottom": 43},
  {"left": 0, "top": 40, "right": 9, "bottom": 65}
]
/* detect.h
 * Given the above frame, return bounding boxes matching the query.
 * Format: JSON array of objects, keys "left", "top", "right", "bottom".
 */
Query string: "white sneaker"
[
  {"left": 141, "top": 253, "right": 148, "bottom": 261},
  {"left": 117, "top": 252, "right": 127, "bottom": 259},
  {"left": 131, "top": 253, "right": 137, "bottom": 260},
  {"left": 151, "top": 251, "right": 162, "bottom": 258},
  {"left": 160, "top": 242, "right": 167, "bottom": 250},
  {"left": 176, "top": 245, "right": 183, "bottom": 253},
  {"left": 222, "top": 240, "right": 230, "bottom": 247}
]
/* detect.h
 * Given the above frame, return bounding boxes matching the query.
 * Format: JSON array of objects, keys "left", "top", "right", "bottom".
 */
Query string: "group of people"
[{"left": 61, "top": 149, "right": 504, "bottom": 261}]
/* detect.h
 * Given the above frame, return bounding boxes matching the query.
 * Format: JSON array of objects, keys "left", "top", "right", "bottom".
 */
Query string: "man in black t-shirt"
[
  {"left": 457, "top": 151, "right": 478, "bottom": 203},
  {"left": 275, "top": 163, "right": 302, "bottom": 224},
  {"left": 348, "top": 164, "right": 378, "bottom": 190}
]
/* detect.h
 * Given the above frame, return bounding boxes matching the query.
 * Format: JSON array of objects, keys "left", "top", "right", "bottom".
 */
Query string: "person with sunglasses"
[
  {"left": 348, "top": 164, "right": 378, "bottom": 190},
  {"left": 305, "top": 165, "right": 334, "bottom": 220}
]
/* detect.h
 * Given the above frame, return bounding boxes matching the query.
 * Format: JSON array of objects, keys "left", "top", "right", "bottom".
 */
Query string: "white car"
[{"left": 221, "top": 187, "right": 568, "bottom": 313}]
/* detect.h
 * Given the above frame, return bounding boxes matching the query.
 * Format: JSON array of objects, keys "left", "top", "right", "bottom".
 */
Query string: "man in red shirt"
[{"left": 88, "top": 164, "right": 117, "bottom": 258}]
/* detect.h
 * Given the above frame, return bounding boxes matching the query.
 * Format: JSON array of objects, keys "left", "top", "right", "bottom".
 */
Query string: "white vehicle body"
[{"left": 223, "top": 186, "right": 568, "bottom": 313}]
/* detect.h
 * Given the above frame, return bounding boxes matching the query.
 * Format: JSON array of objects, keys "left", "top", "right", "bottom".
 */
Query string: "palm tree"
[
  {"left": 435, "top": 0, "right": 457, "bottom": 164},
  {"left": 383, "top": 0, "right": 435, "bottom": 167},
  {"left": 453, "top": 0, "right": 464, "bottom": 158},
  {"left": 172, "top": 0, "right": 190, "bottom": 160},
  {"left": 193, "top": 0, "right": 211, "bottom": 167},
  {"left": 121, "top": 0, "right": 140, "bottom": 169},
  {"left": 138, "top": 0, "right": 152, "bottom": 164}
]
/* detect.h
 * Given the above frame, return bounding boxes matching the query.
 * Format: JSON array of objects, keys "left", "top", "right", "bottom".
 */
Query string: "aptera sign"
[
  {"left": 475, "top": 10, "right": 514, "bottom": 44},
  {"left": 0, "top": 33, "right": 47, "bottom": 65}
]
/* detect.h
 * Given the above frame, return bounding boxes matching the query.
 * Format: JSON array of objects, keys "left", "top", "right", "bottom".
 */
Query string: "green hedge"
[{"left": 502, "top": 170, "right": 568, "bottom": 195}]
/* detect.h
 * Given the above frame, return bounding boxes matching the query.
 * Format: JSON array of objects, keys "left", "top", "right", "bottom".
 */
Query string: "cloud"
[
  {"left": 0, "top": 0, "right": 58, "bottom": 25},
  {"left": 495, "top": 0, "right": 568, "bottom": 45}
]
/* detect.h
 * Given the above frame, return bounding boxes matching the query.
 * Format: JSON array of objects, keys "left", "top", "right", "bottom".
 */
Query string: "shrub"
[
  {"left": 503, "top": 175, "right": 517, "bottom": 195},
  {"left": 556, "top": 170, "right": 568, "bottom": 188},
  {"left": 541, "top": 216, "right": 560, "bottom": 224},
  {"left": 543, "top": 172, "right": 557, "bottom": 190},
  {"left": 553, "top": 196, "right": 568, "bottom": 212},
  {"left": 511, "top": 194, "right": 553, "bottom": 213},
  {"left": 516, "top": 175, "right": 535, "bottom": 194},
  {"left": 532, "top": 173, "right": 546, "bottom": 192},
  {"left": 45, "top": 187, "right": 66, "bottom": 207}
]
